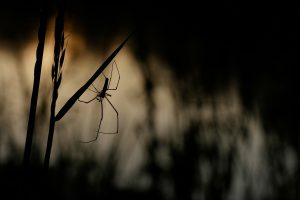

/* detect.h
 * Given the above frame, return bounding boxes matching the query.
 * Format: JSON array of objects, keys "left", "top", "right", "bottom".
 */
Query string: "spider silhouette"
[{"left": 78, "top": 61, "right": 119, "bottom": 143}]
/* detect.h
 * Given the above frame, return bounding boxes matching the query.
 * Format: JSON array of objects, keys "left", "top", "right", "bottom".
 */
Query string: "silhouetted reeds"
[
  {"left": 23, "top": 1, "right": 48, "bottom": 168},
  {"left": 43, "top": 3, "right": 133, "bottom": 168},
  {"left": 44, "top": 0, "right": 65, "bottom": 169},
  {"left": 44, "top": 33, "right": 132, "bottom": 169},
  {"left": 55, "top": 32, "right": 133, "bottom": 121}
]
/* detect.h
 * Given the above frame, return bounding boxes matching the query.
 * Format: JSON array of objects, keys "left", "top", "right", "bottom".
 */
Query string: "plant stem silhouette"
[
  {"left": 44, "top": 1, "right": 65, "bottom": 170},
  {"left": 55, "top": 32, "right": 133, "bottom": 121},
  {"left": 44, "top": 23, "right": 133, "bottom": 168},
  {"left": 23, "top": 2, "right": 48, "bottom": 168}
]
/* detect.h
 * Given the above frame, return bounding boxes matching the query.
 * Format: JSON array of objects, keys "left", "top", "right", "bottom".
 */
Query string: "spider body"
[
  {"left": 78, "top": 61, "right": 120, "bottom": 143},
  {"left": 99, "top": 78, "right": 109, "bottom": 98}
]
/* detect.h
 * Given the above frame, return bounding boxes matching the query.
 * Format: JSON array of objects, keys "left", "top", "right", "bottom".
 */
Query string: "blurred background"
[{"left": 0, "top": 1, "right": 299, "bottom": 199}]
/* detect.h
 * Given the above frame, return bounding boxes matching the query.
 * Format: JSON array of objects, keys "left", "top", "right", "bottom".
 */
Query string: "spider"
[{"left": 78, "top": 61, "right": 120, "bottom": 143}]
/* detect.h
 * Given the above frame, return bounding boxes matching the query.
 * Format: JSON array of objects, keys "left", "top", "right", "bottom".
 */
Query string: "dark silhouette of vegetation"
[
  {"left": 55, "top": 33, "right": 132, "bottom": 121},
  {"left": 42, "top": 2, "right": 133, "bottom": 168},
  {"left": 44, "top": 0, "right": 66, "bottom": 169},
  {"left": 44, "top": 34, "right": 132, "bottom": 168},
  {"left": 24, "top": 1, "right": 48, "bottom": 168},
  {"left": 1, "top": 2, "right": 299, "bottom": 200}
]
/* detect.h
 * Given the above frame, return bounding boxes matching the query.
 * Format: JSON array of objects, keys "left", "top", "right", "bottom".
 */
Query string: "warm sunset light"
[{"left": 0, "top": 1, "right": 299, "bottom": 199}]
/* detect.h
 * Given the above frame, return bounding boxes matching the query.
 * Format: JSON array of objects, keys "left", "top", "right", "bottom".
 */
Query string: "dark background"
[{"left": 0, "top": 1, "right": 299, "bottom": 199}]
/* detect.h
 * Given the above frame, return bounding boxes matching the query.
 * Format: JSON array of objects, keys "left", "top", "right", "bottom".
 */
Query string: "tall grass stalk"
[
  {"left": 43, "top": 34, "right": 132, "bottom": 169},
  {"left": 24, "top": 2, "right": 48, "bottom": 168},
  {"left": 44, "top": 1, "right": 65, "bottom": 169},
  {"left": 43, "top": 6, "right": 133, "bottom": 168},
  {"left": 55, "top": 32, "right": 133, "bottom": 121}
]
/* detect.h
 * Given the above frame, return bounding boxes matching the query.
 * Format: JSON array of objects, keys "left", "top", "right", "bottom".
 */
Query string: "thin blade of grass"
[
  {"left": 55, "top": 32, "right": 133, "bottom": 121},
  {"left": 23, "top": 2, "right": 48, "bottom": 168},
  {"left": 44, "top": 0, "right": 65, "bottom": 170},
  {"left": 59, "top": 49, "right": 66, "bottom": 69}
]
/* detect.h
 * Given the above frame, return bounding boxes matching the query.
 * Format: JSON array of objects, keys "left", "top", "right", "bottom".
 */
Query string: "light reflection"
[{"left": 0, "top": 49, "right": 26, "bottom": 155}]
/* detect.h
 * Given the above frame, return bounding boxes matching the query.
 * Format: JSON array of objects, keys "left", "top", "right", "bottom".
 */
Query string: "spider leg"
[
  {"left": 80, "top": 99, "right": 104, "bottom": 143},
  {"left": 78, "top": 95, "right": 98, "bottom": 104},
  {"left": 97, "top": 99, "right": 104, "bottom": 134},
  {"left": 107, "top": 61, "right": 120, "bottom": 91},
  {"left": 88, "top": 88, "right": 98, "bottom": 93},
  {"left": 108, "top": 61, "right": 114, "bottom": 88},
  {"left": 91, "top": 83, "right": 100, "bottom": 93},
  {"left": 102, "top": 72, "right": 107, "bottom": 79},
  {"left": 97, "top": 96, "right": 118, "bottom": 134}
]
